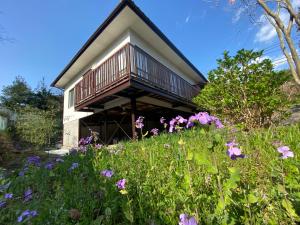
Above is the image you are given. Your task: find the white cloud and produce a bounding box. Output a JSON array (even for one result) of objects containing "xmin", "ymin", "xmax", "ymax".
[
  {"xmin": 232, "ymin": 7, "xmax": 245, "ymax": 23},
  {"xmin": 185, "ymin": 15, "xmax": 190, "ymax": 23},
  {"xmin": 255, "ymin": 0, "xmax": 299, "ymax": 43},
  {"xmin": 255, "ymin": 11, "xmax": 289, "ymax": 43}
]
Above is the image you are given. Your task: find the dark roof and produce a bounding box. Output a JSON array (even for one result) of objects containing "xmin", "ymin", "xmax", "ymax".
[{"xmin": 51, "ymin": 0, "xmax": 207, "ymax": 87}]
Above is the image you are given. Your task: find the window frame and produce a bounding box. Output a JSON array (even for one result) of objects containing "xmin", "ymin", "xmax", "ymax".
[{"xmin": 68, "ymin": 88, "xmax": 75, "ymax": 108}]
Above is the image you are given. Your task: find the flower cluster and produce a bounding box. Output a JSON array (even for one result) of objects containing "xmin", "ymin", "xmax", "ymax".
[
  {"xmin": 17, "ymin": 210, "xmax": 38, "ymax": 223},
  {"xmin": 27, "ymin": 156, "xmax": 41, "ymax": 167},
  {"xmin": 135, "ymin": 116, "xmax": 144, "ymax": 129},
  {"xmin": 226, "ymin": 140, "xmax": 245, "ymax": 160},
  {"xmin": 277, "ymin": 146, "xmax": 294, "ymax": 159},
  {"xmin": 79, "ymin": 136, "xmax": 93, "ymax": 146},
  {"xmin": 179, "ymin": 213, "xmax": 198, "ymax": 225},
  {"xmin": 0, "ymin": 192, "xmax": 13, "ymax": 209},
  {"xmin": 169, "ymin": 116, "xmax": 187, "ymax": 132},
  {"xmin": 150, "ymin": 128, "xmax": 159, "ymax": 136},
  {"xmin": 68, "ymin": 162, "xmax": 79, "ymax": 172},
  {"xmin": 116, "ymin": 178, "xmax": 126, "ymax": 190},
  {"xmin": 24, "ymin": 188, "xmax": 33, "ymax": 202},
  {"xmin": 101, "ymin": 170, "xmax": 114, "ymax": 178},
  {"xmin": 188, "ymin": 112, "xmax": 224, "ymax": 129}
]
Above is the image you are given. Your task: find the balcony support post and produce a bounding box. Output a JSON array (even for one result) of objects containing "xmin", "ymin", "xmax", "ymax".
[
  {"xmin": 130, "ymin": 97, "xmax": 137, "ymax": 140},
  {"xmin": 104, "ymin": 111, "xmax": 108, "ymax": 145}
]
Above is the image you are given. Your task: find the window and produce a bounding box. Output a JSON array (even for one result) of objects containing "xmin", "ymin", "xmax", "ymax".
[{"xmin": 68, "ymin": 88, "xmax": 74, "ymax": 108}]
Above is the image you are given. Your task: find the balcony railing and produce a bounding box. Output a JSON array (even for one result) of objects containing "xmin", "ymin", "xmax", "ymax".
[{"xmin": 75, "ymin": 43, "xmax": 199, "ymax": 107}]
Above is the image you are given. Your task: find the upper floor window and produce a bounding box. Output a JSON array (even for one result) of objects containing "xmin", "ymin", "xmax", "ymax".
[{"xmin": 68, "ymin": 88, "xmax": 74, "ymax": 108}]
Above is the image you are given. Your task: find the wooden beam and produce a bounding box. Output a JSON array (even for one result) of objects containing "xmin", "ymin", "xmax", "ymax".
[
  {"xmin": 107, "ymin": 115, "xmax": 127, "ymax": 144},
  {"xmin": 131, "ymin": 97, "xmax": 136, "ymax": 140},
  {"xmin": 104, "ymin": 111, "xmax": 108, "ymax": 144}
]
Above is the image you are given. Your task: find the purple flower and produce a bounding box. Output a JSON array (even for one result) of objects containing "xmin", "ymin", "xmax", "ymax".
[
  {"xmin": 79, "ymin": 136, "xmax": 93, "ymax": 146},
  {"xmin": 160, "ymin": 117, "xmax": 166, "ymax": 124},
  {"xmin": 179, "ymin": 213, "xmax": 198, "ymax": 225},
  {"xmin": 101, "ymin": 170, "xmax": 114, "ymax": 178},
  {"xmin": 277, "ymin": 146, "xmax": 294, "ymax": 159},
  {"xmin": 116, "ymin": 179, "xmax": 126, "ymax": 190},
  {"xmin": 0, "ymin": 200, "xmax": 6, "ymax": 208},
  {"xmin": 27, "ymin": 156, "xmax": 41, "ymax": 167},
  {"xmin": 78, "ymin": 138, "xmax": 85, "ymax": 146},
  {"xmin": 150, "ymin": 128, "xmax": 159, "ymax": 136},
  {"xmin": 84, "ymin": 136, "xmax": 93, "ymax": 145},
  {"xmin": 226, "ymin": 140, "xmax": 245, "ymax": 160},
  {"xmin": 195, "ymin": 112, "xmax": 211, "ymax": 125},
  {"xmin": 44, "ymin": 162, "xmax": 54, "ymax": 170},
  {"xmin": 95, "ymin": 144, "xmax": 103, "ymax": 149},
  {"xmin": 210, "ymin": 116, "xmax": 224, "ymax": 129},
  {"xmin": 226, "ymin": 140, "xmax": 238, "ymax": 148},
  {"xmin": 176, "ymin": 116, "xmax": 187, "ymax": 124},
  {"xmin": 19, "ymin": 167, "xmax": 28, "ymax": 177},
  {"xmin": 17, "ymin": 210, "xmax": 38, "ymax": 223},
  {"xmin": 79, "ymin": 145, "xmax": 87, "ymax": 153},
  {"xmin": 135, "ymin": 116, "xmax": 144, "ymax": 129},
  {"xmin": 24, "ymin": 188, "xmax": 33, "ymax": 202},
  {"xmin": 68, "ymin": 162, "xmax": 79, "ymax": 172},
  {"xmin": 4, "ymin": 193, "xmax": 13, "ymax": 199},
  {"xmin": 186, "ymin": 115, "xmax": 198, "ymax": 128},
  {"xmin": 169, "ymin": 118, "xmax": 177, "ymax": 133}
]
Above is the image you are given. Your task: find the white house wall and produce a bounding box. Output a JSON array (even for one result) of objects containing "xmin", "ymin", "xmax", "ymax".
[
  {"xmin": 63, "ymin": 31, "xmax": 131, "ymax": 125},
  {"xmin": 62, "ymin": 31, "xmax": 131, "ymax": 147}
]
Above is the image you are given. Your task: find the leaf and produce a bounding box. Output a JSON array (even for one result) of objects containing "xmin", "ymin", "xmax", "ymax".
[
  {"xmin": 194, "ymin": 152, "xmax": 211, "ymax": 166},
  {"xmin": 186, "ymin": 149, "xmax": 193, "ymax": 161},
  {"xmin": 104, "ymin": 207, "xmax": 111, "ymax": 217},
  {"xmin": 183, "ymin": 173, "xmax": 191, "ymax": 191},
  {"xmin": 282, "ymin": 199, "xmax": 300, "ymax": 221},
  {"xmin": 178, "ymin": 139, "xmax": 186, "ymax": 146},
  {"xmin": 120, "ymin": 189, "xmax": 128, "ymax": 195},
  {"xmin": 123, "ymin": 201, "xmax": 134, "ymax": 223},
  {"xmin": 248, "ymin": 193, "xmax": 258, "ymax": 204},
  {"xmin": 207, "ymin": 165, "xmax": 218, "ymax": 174},
  {"xmin": 213, "ymin": 133, "xmax": 222, "ymax": 143}
]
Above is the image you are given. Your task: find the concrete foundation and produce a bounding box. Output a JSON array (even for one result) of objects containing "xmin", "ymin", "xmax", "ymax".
[{"xmin": 63, "ymin": 119, "xmax": 80, "ymax": 148}]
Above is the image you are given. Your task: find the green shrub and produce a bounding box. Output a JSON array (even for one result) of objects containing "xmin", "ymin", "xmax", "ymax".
[
  {"xmin": 14, "ymin": 106, "xmax": 61, "ymax": 147},
  {"xmin": 0, "ymin": 123, "xmax": 299, "ymax": 224},
  {"xmin": 193, "ymin": 49, "xmax": 290, "ymax": 129}
]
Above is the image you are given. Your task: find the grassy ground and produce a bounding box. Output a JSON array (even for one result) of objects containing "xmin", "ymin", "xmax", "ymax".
[{"xmin": 0, "ymin": 124, "xmax": 299, "ymax": 224}]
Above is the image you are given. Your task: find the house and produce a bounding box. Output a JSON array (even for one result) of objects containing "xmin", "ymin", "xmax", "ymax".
[{"xmin": 51, "ymin": 0, "xmax": 207, "ymax": 147}]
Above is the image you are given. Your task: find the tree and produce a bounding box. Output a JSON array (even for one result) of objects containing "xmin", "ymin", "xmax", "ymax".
[
  {"xmin": 0, "ymin": 76, "xmax": 33, "ymax": 111},
  {"xmin": 229, "ymin": 0, "xmax": 300, "ymax": 85},
  {"xmin": 193, "ymin": 49, "xmax": 290, "ymax": 128},
  {"xmin": 0, "ymin": 76, "xmax": 63, "ymax": 147}
]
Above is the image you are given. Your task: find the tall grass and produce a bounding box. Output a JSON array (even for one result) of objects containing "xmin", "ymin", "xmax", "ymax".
[{"xmin": 0, "ymin": 124, "xmax": 299, "ymax": 224}]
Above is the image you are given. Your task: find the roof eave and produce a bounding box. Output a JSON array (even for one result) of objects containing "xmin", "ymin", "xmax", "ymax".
[{"xmin": 51, "ymin": 0, "xmax": 207, "ymax": 88}]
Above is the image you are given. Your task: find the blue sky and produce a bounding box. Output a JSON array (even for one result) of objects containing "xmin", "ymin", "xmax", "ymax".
[{"xmin": 0, "ymin": 0, "xmax": 297, "ymax": 91}]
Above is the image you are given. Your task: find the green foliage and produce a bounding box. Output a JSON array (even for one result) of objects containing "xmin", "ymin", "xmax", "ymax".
[
  {"xmin": 14, "ymin": 106, "xmax": 61, "ymax": 147},
  {"xmin": 1, "ymin": 124, "xmax": 300, "ymax": 224},
  {"xmin": 193, "ymin": 49, "xmax": 290, "ymax": 128},
  {"xmin": 0, "ymin": 76, "xmax": 33, "ymax": 111},
  {"xmin": 0, "ymin": 76, "xmax": 63, "ymax": 147}
]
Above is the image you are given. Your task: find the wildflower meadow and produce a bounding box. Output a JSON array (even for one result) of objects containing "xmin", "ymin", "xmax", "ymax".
[{"xmin": 0, "ymin": 113, "xmax": 299, "ymax": 224}]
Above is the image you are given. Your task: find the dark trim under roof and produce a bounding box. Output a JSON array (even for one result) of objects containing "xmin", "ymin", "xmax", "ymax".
[{"xmin": 51, "ymin": 0, "xmax": 207, "ymax": 87}]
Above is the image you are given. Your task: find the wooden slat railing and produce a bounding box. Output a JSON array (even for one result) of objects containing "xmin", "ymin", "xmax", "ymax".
[{"xmin": 75, "ymin": 43, "xmax": 199, "ymax": 107}]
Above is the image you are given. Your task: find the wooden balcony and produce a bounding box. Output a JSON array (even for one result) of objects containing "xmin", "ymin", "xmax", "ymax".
[{"xmin": 75, "ymin": 43, "xmax": 199, "ymax": 110}]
